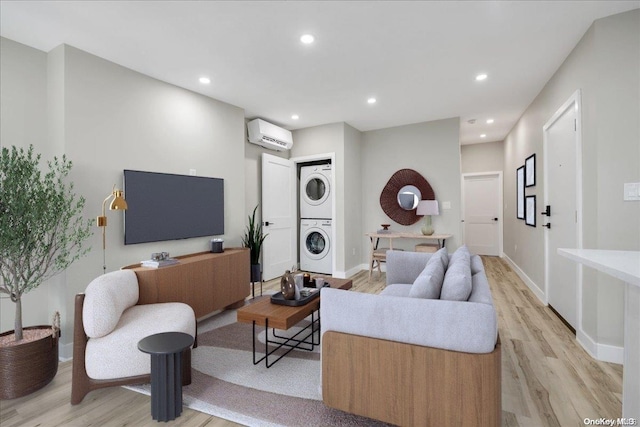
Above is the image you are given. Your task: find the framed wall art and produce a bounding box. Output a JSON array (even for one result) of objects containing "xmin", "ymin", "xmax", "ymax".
[
  {"xmin": 526, "ymin": 195, "xmax": 536, "ymax": 227},
  {"xmin": 525, "ymin": 154, "xmax": 536, "ymax": 187},
  {"xmin": 517, "ymin": 165, "xmax": 525, "ymax": 219}
]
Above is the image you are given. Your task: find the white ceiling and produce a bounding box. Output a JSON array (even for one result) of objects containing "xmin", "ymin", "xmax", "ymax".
[{"xmin": 1, "ymin": 1, "xmax": 637, "ymax": 145}]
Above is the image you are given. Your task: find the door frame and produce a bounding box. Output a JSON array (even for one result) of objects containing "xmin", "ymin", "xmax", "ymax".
[
  {"xmin": 543, "ymin": 89, "xmax": 583, "ymax": 324},
  {"xmin": 290, "ymin": 152, "xmax": 336, "ymax": 276},
  {"xmin": 461, "ymin": 171, "xmax": 504, "ymax": 257}
]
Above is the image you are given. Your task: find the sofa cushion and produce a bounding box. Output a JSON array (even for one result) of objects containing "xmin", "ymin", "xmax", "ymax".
[
  {"xmin": 409, "ymin": 251, "xmax": 446, "ymax": 299},
  {"xmin": 380, "ymin": 284, "xmax": 412, "ymax": 298},
  {"xmin": 83, "ymin": 270, "xmax": 139, "ymax": 338},
  {"xmin": 468, "ymin": 272, "xmax": 493, "ymax": 305},
  {"xmin": 85, "ymin": 302, "xmax": 196, "ymax": 380},
  {"xmin": 470, "ymin": 254, "xmax": 484, "ymax": 275},
  {"xmin": 440, "ymin": 246, "xmax": 472, "ymax": 301}
]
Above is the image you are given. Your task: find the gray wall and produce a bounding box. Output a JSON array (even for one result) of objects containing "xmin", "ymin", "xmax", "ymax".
[
  {"xmin": 503, "ymin": 10, "xmax": 639, "ymax": 350},
  {"xmin": 461, "ymin": 141, "xmax": 504, "ymax": 174},
  {"xmin": 361, "ymin": 118, "xmax": 462, "ymax": 254},
  {"xmin": 1, "ymin": 42, "xmax": 247, "ymax": 356}
]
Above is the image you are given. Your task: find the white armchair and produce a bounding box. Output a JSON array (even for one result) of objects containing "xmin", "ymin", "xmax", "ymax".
[{"xmin": 71, "ymin": 270, "xmax": 196, "ymax": 404}]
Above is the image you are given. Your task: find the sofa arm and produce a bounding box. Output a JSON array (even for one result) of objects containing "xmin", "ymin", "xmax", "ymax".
[
  {"xmin": 385, "ymin": 250, "xmax": 431, "ymax": 286},
  {"xmin": 320, "ymin": 288, "xmax": 498, "ymax": 354}
]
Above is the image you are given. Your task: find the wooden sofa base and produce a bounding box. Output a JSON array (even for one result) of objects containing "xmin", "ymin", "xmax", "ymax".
[
  {"xmin": 322, "ymin": 331, "xmax": 501, "ymax": 427},
  {"xmin": 71, "ymin": 293, "xmax": 194, "ymax": 405}
]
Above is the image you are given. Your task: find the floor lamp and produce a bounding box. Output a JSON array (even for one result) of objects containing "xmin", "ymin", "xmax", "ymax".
[{"xmin": 96, "ymin": 186, "xmax": 128, "ymax": 274}]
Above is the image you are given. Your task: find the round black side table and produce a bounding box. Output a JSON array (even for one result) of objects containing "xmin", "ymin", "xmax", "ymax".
[{"xmin": 138, "ymin": 332, "xmax": 194, "ymax": 422}]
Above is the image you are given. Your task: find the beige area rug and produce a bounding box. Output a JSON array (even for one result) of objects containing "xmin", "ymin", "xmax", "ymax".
[{"xmin": 126, "ymin": 309, "xmax": 392, "ymax": 426}]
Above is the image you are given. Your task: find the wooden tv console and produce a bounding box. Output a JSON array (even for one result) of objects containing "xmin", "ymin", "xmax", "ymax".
[{"xmin": 122, "ymin": 248, "xmax": 250, "ymax": 319}]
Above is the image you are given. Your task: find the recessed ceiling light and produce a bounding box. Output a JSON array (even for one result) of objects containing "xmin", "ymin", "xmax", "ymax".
[
  {"xmin": 291, "ymin": 114, "xmax": 299, "ymax": 120},
  {"xmin": 367, "ymin": 97, "xmax": 377, "ymax": 104},
  {"xmin": 199, "ymin": 77, "xmax": 211, "ymax": 84},
  {"xmin": 480, "ymin": 134, "xmax": 487, "ymax": 138},
  {"xmin": 300, "ymin": 34, "xmax": 315, "ymax": 44},
  {"xmin": 486, "ymin": 119, "xmax": 494, "ymax": 124},
  {"xmin": 475, "ymin": 73, "xmax": 488, "ymax": 81}
]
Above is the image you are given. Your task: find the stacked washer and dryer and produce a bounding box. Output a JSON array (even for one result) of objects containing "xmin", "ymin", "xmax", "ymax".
[{"xmin": 299, "ymin": 164, "xmax": 333, "ymax": 274}]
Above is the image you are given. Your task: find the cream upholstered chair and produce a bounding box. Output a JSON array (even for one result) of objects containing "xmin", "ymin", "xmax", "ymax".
[{"xmin": 71, "ymin": 270, "xmax": 196, "ymax": 404}]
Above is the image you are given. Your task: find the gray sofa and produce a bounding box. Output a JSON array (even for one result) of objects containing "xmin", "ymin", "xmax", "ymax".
[{"xmin": 320, "ymin": 247, "xmax": 501, "ymax": 426}]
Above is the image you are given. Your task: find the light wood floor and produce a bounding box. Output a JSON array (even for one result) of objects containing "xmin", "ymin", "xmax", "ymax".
[{"xmin": 0, "ymin": 258, "xmax": 622, "ymax": 426}]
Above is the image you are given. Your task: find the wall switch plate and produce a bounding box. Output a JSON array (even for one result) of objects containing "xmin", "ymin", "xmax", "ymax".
[
  {"xmin": 442, "ymin": 201, "xmax": 451, "ymax": 209},
  {"xmin": 624, "ymin": 182, "xmax": 640, "ymax": 201},
  {"xmin": 189, "ymin": 169, "xmax": 197, "ymax": 176}
]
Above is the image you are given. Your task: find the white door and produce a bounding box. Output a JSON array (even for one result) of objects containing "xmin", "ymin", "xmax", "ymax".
[
  {"xmin": 544, "ymin": 92, "xmax": 580, "ymax": 330},
  {"xmin": 261, "ymin": 153, "xmax": 296, "ymax": 281},
  {"xmin": 462, "ymin": 173, "xmax": 502, "ymax": 256}
]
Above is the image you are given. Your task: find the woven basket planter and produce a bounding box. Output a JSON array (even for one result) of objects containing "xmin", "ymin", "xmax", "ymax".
[{"xmin": 0, "ymin": 326, "xmax": 60, "ymax": 400}]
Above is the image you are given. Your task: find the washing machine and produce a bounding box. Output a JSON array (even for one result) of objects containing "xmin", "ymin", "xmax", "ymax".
[
  {"xmin": 300, "ymin": 164, "xmax": 332, "ymax": 219},
  {"xmin": 300, "ymin": 219, "xmax": 332, "ymax": 274}
]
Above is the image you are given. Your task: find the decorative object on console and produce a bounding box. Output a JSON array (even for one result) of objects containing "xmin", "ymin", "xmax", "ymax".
[
  {"xmin": 242, "ymin": 205, "xmax": 268, "ymax": 297},
  {"xmin": 210, "ymin": 238, "xmax": 224, "ymax": 253},
  {"xmin": 380, "ymin": 169, "xmax": 435, "ymax": 226},
  {"xmin": 0, "ymin": 145, "xmax": 91, "ymax": 400},
  {"xmin": 280, "ymin": 270, "xmax": 296, "ymax": 300},
  {"xmin": 97, "ymin": 185, "xmax": 128, "ymax": 274},
  {"xmin": 417, "ymin": 200, "xmax": 439, "ymax": 235},
  {"xmin": 380, "ymin": 224, "xmax": 390, "ymax": 231}
]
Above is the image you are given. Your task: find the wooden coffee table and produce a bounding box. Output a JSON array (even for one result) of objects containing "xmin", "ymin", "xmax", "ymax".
[{"xmin": 237, "ymin": 277, "xmax": 352, "ymax": 367}]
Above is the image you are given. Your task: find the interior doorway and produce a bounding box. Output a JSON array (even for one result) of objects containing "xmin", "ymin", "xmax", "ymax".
[
  {"xmin": 462, "ymin": 172, "xmax": 502, "ymax": 256},
  {"xmin": 543, "ymin": 90, "xmax": 582, "ymax": 332}
]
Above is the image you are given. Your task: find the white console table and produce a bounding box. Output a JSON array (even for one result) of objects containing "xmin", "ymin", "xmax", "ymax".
[{"xmin": 558, "ymin": 248, "xmax": 640, "ymax": 419}]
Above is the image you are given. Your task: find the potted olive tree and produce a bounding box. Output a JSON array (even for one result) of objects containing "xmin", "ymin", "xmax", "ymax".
[
  {"xmin": 0, "ymin": 145, "xmax": 92, "ymax": 399},
  {"xmin": 241, "ymin": 205, "xmax": 268, "ymax": 284}
]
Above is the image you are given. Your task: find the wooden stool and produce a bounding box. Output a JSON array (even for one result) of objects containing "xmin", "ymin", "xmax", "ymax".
[{"xmin": 415, "ymin": 243, "xmax": 438, "ymax": 253}]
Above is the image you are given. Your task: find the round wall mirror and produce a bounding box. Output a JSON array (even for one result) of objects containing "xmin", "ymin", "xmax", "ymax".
[
  {"xmin": 397, "ymin": 185, "xmax": 421, "ymax": 210},
  {"xmin": 379, "ymin": 169, "xmax": 435, "ymax": 226}
]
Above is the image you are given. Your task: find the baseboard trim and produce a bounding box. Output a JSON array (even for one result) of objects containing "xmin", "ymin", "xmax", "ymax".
[
  {"xmin": 501, "ymin": 253, "xmax": 546, "ymax": 304},
  {"xmin": 577, "ymin": 329, "xmax": 623, "ymax": 365},
  {"xmin": 59, "ymin": 341, "xmax": 73, "ymax": 361}
]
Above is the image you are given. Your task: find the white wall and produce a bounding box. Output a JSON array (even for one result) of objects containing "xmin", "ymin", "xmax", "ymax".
[
  {"xmin": 461, "ymin": 141, "xmax": 504, "ymax": 174},
  {"xmin": 1, "ymin": 42, "xmax": 247, "ymax": 357},
  {"xmin": 361, "ymin": 118, "xmax": 462, "ymax": 254},
  {"xmin": 503, "ymin": 9, "xmax": 639, "ymax": 353},
  {"xmin": 0, "ymin": 38, "xmax": 55, "ymax": 335}
]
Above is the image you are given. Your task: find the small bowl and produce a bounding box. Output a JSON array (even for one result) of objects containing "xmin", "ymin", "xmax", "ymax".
[{"xmin": 381, "ymin": 224, "xmax": 391, "ymax": 230}]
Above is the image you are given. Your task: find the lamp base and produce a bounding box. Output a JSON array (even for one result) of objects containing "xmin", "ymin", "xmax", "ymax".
[{"xmin": 421, "ymin": 215, "xmax": 434, "ymax": 236}]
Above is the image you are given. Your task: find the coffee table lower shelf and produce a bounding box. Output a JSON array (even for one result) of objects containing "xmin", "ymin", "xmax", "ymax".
[{"xmin": 251, "ymin": 311, "xmax": 320, "ymax": 368}]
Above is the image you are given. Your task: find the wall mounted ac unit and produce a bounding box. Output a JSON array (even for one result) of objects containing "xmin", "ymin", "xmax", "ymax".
[{"xmin": 247, "ymin": 119, "xmax": 293, "ymax": 151}]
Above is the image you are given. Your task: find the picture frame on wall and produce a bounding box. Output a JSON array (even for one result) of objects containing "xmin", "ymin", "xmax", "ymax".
[
  {"xmin": 517, "ymin": 166, "xmax": 525, "ymax": 219},
  {"xmin": 526, "ymin": 195, "xmax": 536, "ymax": 227},
  {"xmin": 525, "ymin": 154, "xmax": 536, "ymax": 187}
]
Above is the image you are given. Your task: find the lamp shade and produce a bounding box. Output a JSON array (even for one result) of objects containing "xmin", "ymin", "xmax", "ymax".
[
  {"xmin": 109, "ymin": 190, "xmax": 128, "ymax": 210},
  {"xmin": 417, "ymin": 200, "xmax": 439, "ymax": 216}
]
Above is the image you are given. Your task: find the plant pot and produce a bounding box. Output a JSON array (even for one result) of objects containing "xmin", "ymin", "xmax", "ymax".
[
  {"xmin": 250, "ymin": 263, "xmax": 262, "ymax": 283},
  {"xmin": 0, "ymin": 325, "xmax": 60, "ymax": 400}
]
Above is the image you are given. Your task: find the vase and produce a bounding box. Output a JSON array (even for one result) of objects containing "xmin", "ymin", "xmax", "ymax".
[
  {"xmin": 250, "ymin": 264, "xmax": 262, "ymax": 282},
  {"xmin": 280, "ymin": 270, "xmax": 296, "ymax": 300}
]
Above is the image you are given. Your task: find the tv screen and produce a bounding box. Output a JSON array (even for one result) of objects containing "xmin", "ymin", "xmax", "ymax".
[{"xmin": 123, "ymin": 170, "xmax": 224, "ymax": 245}]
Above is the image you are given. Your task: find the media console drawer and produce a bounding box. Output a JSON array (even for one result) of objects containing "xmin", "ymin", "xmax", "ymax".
[{"xmin": 122, "ymin": 248, "xmax": 250, "ymax": 318}]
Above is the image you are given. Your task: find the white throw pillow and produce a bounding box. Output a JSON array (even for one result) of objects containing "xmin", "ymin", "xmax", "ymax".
[
  {"xmin": 409, "ymin": 253, "xmax": 446, "ymax": 299},
  {"xmin": 440, "ymin": 246, "xmax": 472, "ymax": 301}
]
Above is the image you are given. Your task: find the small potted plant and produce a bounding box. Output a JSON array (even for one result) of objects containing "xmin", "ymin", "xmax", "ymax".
[
  {"xmin": 241, "ymin": 205, "xmax": 268, "ymax": 283},
  {"xmin": 0, "ymin": 145, "xmax": 92, "ymax": 399}
]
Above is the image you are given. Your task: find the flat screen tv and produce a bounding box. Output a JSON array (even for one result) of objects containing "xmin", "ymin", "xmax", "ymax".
[{"xmin": 123, "ymin": 170, "xmax": 224, "ymax": 245}]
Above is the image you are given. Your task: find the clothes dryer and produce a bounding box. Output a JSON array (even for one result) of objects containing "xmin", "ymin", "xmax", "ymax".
[
  {"xmin": 300, "ymin": 219, "xmax": 332, "ymax": 274},
  {"xmin": 300, "ymin": 164, "xmax": 332, "ymax": 219}
]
